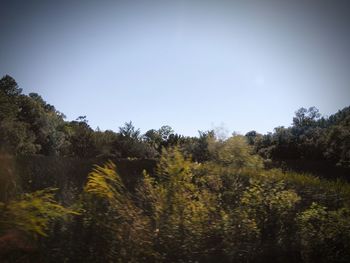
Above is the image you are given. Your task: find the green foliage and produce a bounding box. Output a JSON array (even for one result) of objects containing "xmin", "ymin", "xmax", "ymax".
[
  {"xmin": 240, "ymin": 178, "xmax": 300, "ymax": 260},
  {"xmin": 113, "ymin": 121, "xmax": 158, "ymax": 158},
  {"xmin": 92, "ymin": 129, "xmax": 119, "ymax": 157},
  {"xmin": 81, "ymin": 161, "xmax": 155, "ymax": 262},
  {"xmin": 214, "ymin": 135, "xmax": 264, "ymax": 170},
  {"xmin": 297, "ymin": 203, "xmax": 350, "ymax": 262},
  {"xmin": 143, "ymin": 125, "xmax": 175, "ymax": 155},
  {"xmin": 219, "ymin": 207, "xmax": 260, "ymax": 261},
  {"xmin": 324, "ymin": 120, "xmax": 350, "ymax": 167},
  {"xmin": 252, "ymin": 106, "xmax": 350, "ymax": 173},
  {"xmin": 1, "ymin": 76, "xmax": 350, "ymax": 262},
  {"xmin": 2, "ymin": 145, "xmax": 350, "ymax": 262},
  {"xmin": 241, "ymin": 179, "xmax": 300, "ymax": 226},
  {"xmin": 17, "ymin": 93, "xmax": 67, "ymax": 155},
  {"xmin": 0, "ymin": 188, "xmax": 77, "ymax": 238},
  {"xmin": 293, "ymin": 107, "xmax": 321, "ymax": 128},
  {"xmin": 139, "ymin": 147, "xmax": 217, "ymax": 261},
  {"xmin": 0, "ymin": 75, "xmax": 22, "ymax": 97},
  {"xmin": 64, "ymin": 118, "xmax": 96, "ymax": 158},
  {"xmin": 0, "ymin": 119, "xmax": 38, "ymax": 154},
  {"xmin": 84, "ymin": 161, "xmax": 124, "ymax": 201},
  {"xmin": 1, "ymin": 75, "xmax": 350, "ymax": 173}
]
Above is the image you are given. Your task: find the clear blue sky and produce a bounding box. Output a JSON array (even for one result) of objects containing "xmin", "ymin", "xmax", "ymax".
[{"xmin": 1, "ymin": 0, "xmax": 350, "ymax": 136}]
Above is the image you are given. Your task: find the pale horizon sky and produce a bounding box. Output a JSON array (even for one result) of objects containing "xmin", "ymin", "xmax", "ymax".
[{"xmin": 1, "ymin": 0, "xmax": 350, "ymax": 136}]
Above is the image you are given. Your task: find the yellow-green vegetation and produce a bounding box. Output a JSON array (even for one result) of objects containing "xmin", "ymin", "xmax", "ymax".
[
  {"xmin": 140, "ymin": 148, "xmax": 218, "ymax": 261},
  {"xmin": 68, "ymin": 139, "xmax": 350, "ymax": 262},
  {"xmin": 81, "ymin": 161, "xmax": 154, "ymax": 262},
  {"xmin": 297, "ymin": 203, "xmax": 350, "ymax": 262},
  {"xmin": 0, "ymin": 189, "xmax": 78, "ymax": 263},
  {"xmin": 0, "ymin": 188, "xmax": 77, "ymax": 238},
  {"xmin": 1, "ymin": 135, "xmax": 350, "ymax": 262}
]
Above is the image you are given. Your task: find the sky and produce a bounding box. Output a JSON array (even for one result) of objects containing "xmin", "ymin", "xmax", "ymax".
[{"xmin": 1, "ymin": 0, "xmax": 350, "ymax": 136}]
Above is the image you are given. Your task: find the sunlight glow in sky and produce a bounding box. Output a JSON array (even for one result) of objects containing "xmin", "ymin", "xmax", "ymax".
[{"xmin": 1, "ymin": 0, "xmax": 350, "ymax": 136}]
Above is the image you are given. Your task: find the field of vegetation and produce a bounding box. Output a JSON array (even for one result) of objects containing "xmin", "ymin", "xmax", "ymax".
[{"xmin": 1, "ymin": 75, "xmax": 350, "ymax": 262}]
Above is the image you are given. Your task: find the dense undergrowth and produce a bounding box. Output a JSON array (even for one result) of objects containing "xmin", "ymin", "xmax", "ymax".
[{"xmin": 1, "ymin": 136, "xmax": 350, "ymax": 262}]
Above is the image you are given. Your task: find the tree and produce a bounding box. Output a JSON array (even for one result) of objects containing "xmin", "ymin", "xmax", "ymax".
[
  {"xmin": 119, "ymin": 121, "xmax": 140, "ymax": 140},
  {"xmin": 0, "ymin": 77, "xmax": 40, "ymax": 154},
  {"xmin": 158, "ymin": 125, "xmax": 174, "ymax": 141},
  {"xmin": 0, "ymin": 77, "xmax": 20, "ymax": 121},
  {"xmin": 293, "ymin": 107, "xmax": 321, "ymax": 128},
  {"xmin": 245, "ymin": 130, "xmax": 260, "ymax": 146},
  {"xmin": 16, "ymin": 94, "xmax": 67, "ymax": 155},
  {"xmin": 189, "ymin": 130, "xmax": 215, "ymax": 162},
  {"xmin": 0, "ymin": 120, "xmax": 38, "ymax": 154},
  {"xmin": 113, "ymin": 122, "xmax": 157, "ymax": 158},
  {"xmin": 0, "ymin": 75, "xmax": 22, "ymax": 97},
  {"xmin": 143, "ymin": 129, "xmax": 162, "ymax": 150},
  {"xmin": 212, "ymin": 135, "xmax": 264, "ymax": 170},
  {"xmin": 143, "ymin": 125, "xmax": 176, "ymax": 155},
  {"xmin": 93, "ymin": 129, "xmax": 119, "ymax": 157},
  {"xmin": 65, "ymin": 117, "xmax": 96, "ymax": 158}
]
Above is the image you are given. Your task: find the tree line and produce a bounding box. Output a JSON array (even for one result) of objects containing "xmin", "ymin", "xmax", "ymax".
[
  {"xmin": 1, "ymin": 75, "xmax": 349, "ymax": 170},
  {"xmin": 1, "ymin": 75, "xmax": 350, "ymax": 262},
  {"xmin": 0, "ymin": 75, "xmax": 210, "ymax": 160},
  {"xmin": 246, "ymin": 106, "xmax": 350, "ymax": 169}
]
